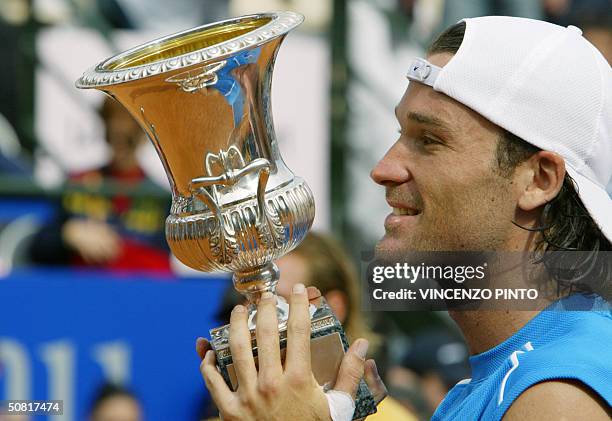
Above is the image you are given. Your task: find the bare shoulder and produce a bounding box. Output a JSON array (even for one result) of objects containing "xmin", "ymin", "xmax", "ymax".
[{"xmin": 503, "ymin": 380, "xmax": 611, "ymax": 421}]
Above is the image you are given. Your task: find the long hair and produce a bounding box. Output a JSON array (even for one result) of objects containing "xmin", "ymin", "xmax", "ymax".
[{"xmin": 289, "ymin": 232, "xmax": 381, "ymax": 350}]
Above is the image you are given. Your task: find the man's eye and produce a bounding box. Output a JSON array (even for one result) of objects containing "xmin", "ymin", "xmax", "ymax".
[{"xmin": 417, "ymin": 136, "xmax": 439, "ymax": 146}]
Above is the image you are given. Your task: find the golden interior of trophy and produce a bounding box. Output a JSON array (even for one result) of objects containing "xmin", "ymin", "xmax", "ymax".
[{"xmin": 104, "ymin": 17, "xmax": 272, "ymax": 70}]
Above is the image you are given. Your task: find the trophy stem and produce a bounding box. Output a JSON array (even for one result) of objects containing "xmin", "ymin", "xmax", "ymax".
[{"xmin": 232, "ymin": 262, "xmax": 280, "ymax": 304}]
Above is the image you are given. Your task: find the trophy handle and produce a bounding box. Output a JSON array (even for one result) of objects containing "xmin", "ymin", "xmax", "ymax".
[
  {"xmin": 255, "ymin": 165, "xmax": 285, "ymax": 250},
  {"xmin": 189, "ymin": 155, "xmax": 285, "ymax": 284},
  {"xmin": 190, "ymin": 156, "xmax": 272, "ymax": 225}
]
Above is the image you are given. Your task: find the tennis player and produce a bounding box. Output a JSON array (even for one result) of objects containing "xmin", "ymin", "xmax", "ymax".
[{"xmin": 198, "ymin": 16, "xmax": 612, "ymax": 420}]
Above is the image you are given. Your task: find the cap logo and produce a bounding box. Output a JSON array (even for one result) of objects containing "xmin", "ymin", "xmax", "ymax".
[{"xmin": 406, "ymin": 57, "xmax": 442, "ymax": 88}]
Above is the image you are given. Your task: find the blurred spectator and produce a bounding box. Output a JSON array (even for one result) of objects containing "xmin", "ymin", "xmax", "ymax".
[
  {"xmin": 28, "ymin": 97, "xmax": 171, "ymax": 273},
  {"xmin": 385, "ymin": 328, "xmax": 470, "ymax": 418},
  {"xmin": 276, "ymin": 231, "xmax": 380, "ymax": 348},
  {"xmin": 88, "ymin": 382, "xmax": 142, "ymax": 421}
]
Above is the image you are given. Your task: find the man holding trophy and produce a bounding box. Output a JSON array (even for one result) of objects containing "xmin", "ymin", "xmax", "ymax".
[{"xmin": 77, "ymin": 10, "xmax": 611, "ymax": 421}]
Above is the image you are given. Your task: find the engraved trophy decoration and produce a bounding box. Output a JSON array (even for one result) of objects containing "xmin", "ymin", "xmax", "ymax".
[{"xmin": 76, "ymin": 11, "xmax": 375, "ymax": 418}]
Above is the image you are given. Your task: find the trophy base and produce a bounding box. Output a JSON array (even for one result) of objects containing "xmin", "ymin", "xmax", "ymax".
[{"xmin": 209, "ymin": 299, "xmax": 377, "ymax": 420}]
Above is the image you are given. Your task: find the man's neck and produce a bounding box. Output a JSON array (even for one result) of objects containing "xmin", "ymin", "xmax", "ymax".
[
  {"xmin": 449, "ymin": 250, "xmax": 556, "ymax": 356},
  {"xmin": 450, "ymin": 309, "xmax": 541, "ymax": 355}
]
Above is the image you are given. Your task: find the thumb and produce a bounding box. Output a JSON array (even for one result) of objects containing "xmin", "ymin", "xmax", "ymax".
[
  {"xmin": 333, "ymin": 339, "xmax": 369, "ymax": 399},
  {"xmin": 364, "ymin": 359, "xmax": 387, "ymax": 404}
]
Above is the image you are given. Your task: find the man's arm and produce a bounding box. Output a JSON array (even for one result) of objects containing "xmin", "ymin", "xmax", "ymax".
[{"xmin": 503, "ymin": 380, "xmax": 611, "ymax": 421}]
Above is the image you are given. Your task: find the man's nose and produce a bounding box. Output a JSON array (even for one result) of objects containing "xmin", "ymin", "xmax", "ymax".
[{"xmin": 370, "ymin": 145, "xmax": 411, "ymax": 186}]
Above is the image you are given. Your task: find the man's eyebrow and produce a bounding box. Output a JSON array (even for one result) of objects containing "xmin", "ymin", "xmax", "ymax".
[
  {"xmin": 406, "ymin": 111, "xmax": 453, "ymax": 133},
  {"xmin": 395, "ymin": 107, "xmax": 453, "ymax": 133}
]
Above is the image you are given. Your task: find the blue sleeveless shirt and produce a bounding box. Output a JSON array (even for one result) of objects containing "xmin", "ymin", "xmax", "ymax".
[{"xmin": 431, "ymin": 294, "xmax": 612, "ymax": 420}]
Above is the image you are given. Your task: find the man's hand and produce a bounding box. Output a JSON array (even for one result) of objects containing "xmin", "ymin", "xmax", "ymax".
[{"xmin": 196, "ymin": 284, "xmax": 387, "ymax": 421}]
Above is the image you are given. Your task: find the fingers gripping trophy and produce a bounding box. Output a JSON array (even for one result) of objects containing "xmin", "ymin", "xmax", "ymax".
[{"xmin": 76, "ymin": 12, "xmax": 376, "ymax": 418}]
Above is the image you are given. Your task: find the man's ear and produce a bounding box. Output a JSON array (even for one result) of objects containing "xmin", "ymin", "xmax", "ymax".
[{"xmin": 517, "ymin": 151, "xmax": 565, "ymax": 211}]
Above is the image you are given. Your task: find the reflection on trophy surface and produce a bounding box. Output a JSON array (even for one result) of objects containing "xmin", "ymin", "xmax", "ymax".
[{"xmin": 76, "ymin": 11, "xmax": 376, "ymax": 418}]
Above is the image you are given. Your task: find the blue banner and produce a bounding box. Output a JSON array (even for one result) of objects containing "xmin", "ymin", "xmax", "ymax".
[{"xmin": 0, "ymin": 269, "xmax": 229, "ymax": 420}]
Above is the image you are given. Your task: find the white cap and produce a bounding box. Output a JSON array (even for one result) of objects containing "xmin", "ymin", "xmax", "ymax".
[{"xmin": 406, "ymin": 16, "xmax": 612, "ymax": 243}]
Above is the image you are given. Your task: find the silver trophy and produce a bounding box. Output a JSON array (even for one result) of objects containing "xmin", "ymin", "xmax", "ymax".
[{"xmin": 76, "ymin": 11, "xmax": 375, "ymax": 418}]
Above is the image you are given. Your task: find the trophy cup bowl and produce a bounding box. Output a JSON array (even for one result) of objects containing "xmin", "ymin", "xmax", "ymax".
[{"xmin": 76, "ymin": 11, "xmax": 376, "ymax": 418}]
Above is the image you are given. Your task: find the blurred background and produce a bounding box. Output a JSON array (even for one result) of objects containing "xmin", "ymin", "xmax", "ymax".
[{"xmin": 0, "ymin": 0, "xmax": 610, "ymax": 420}]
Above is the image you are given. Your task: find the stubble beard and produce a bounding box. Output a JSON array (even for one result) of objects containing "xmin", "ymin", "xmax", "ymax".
[{"xmin": 375, "ymin": 177, "xmax": 513, "ymax": 257}]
